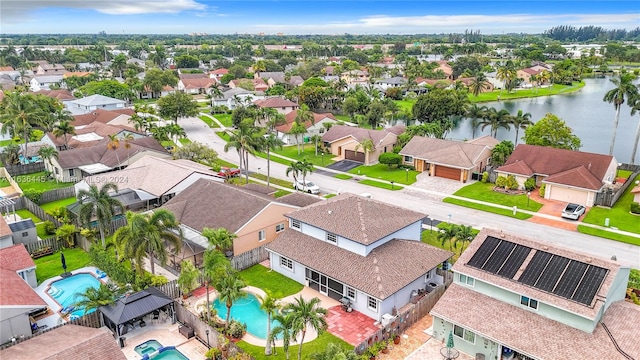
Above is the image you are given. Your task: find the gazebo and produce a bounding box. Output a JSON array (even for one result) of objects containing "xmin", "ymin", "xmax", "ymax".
[{"xmin": 100, "ymin": 287, "xmax": 176, "ymax": 338}]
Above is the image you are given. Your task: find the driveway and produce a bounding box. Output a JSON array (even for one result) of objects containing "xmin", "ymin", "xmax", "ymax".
[
  {"xmin": 326, "ymin": 160, "xmax": 362, "ymax": 172},
  {"xmin": 526, "ymin": 191, "xmax": 581, "ymax": 231},
  {"xmin": 406, "ymin": 172, "xmax": 470, "ymax": 201}
]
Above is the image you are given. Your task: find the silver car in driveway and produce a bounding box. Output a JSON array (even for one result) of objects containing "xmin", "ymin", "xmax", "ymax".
[{"xmin": 561, "ymin": 203, "xmax": 586, "ymax": 220}]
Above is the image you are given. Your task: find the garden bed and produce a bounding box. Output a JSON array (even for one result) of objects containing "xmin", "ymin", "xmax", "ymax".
[{"xmin": 492, "ymin": 187, "xmax": 526, "ymax": 195}]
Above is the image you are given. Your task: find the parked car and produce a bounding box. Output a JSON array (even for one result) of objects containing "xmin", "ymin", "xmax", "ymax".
[
  {"xmin": 218, "ymin": 166, "xmax": 241, "ymax": 178},
  {"xmin": 561, "ymin": 203, "xmax": 586, "ymax": 220},
  {"xmin": 293, "ymin": 180, "xmax": 320, "ymax": 194}
]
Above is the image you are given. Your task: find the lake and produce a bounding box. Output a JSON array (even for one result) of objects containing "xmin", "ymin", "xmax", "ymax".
[{"xmin": 446, "ymin": 77, "xmax": 638, "ymax": 164}]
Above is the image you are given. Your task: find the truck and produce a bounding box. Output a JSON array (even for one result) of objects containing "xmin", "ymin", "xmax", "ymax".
[{"xmin": 218, "ymin": 166, "xmax": 241, "ymax": 178}]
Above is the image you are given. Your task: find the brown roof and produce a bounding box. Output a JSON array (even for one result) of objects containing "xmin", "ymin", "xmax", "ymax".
[
  {"xmin": 56, "ymin": 136, "xmax": 168, "ymax": 169},
  {"xmin": 631, "ymin": 185, "xmax": 640, "ymax": 194},
  {"xmin": 466, "ymin": 135, "xmax": 500, "ymax": 147},
  {"xmin": 179, "ymin": 73, "xmax": 208, "ymax": 79},
  {"xmin": 0, "ymin": 325, "xmax": 126, "ymax": 360},
  {"xmin": 275, "ymin": 192, "xmax": 323, "ymax": 208},
  {"xmin": 431, "ymin": 284, "xmax": 640, "ymax": 360},
  {"xmin": 287, "ymin": 193, "xmax": 425, "ymax": 245},
  {"xmin": 322, "ymin": 125, "xmax": 396, "ymax": 148},
  {"xmin": 0, "ymin": 244, "xmax": 36, "ymax": 272},
  {"xmin": 399, "ymin": 136, "xmax": 495, "ymax": 169},
  {"xmin": 385, "ymin": 125, "xmax": 406, "ymax": 135},
  {"xmin": 0, "ymin": 216, "xmax": 11, "ymax": 237},
  {"xmin": 254, "ymin": 97, "xmax": 299, "ymax": 108},
  {"xmin": 72, "ymin": 108, "xmax": 135, "ymax": 126},
  {"xmin": 0, "ymin": 245, "xmax": 45, "ymax": 307},
  {"xmin": 543, "ymin": 165, "xmax": 604, "ymax": 190},
  {"xmin": 34, "ymin": 89, "xmax": 75, "ymax": 101},
  {"xmin": 268, "ymin": 233, "xmax": 452, "ymax": 299},
  {"xmin": 0, "ymin": 66, "xmax": 15, "ymax": 71},
  {"xmin": 453, "ymin": 228, "xmax": 622, "ymax": 319},
  {"xmin": 210, "ymin": 68, "xmax": 228, "ymax": 75},
  {"xmin": 276, "ymin": 111, "xmax": 337, "ymax": 133},
  {"xmin": 180, "ymin": 77, "xmax": 217, "ymax": 89},
  {"xmin": 496, "ymin": 144, "xmax": 615, "ymax": 190},
  {"xmin": 48, "ymin": 122, "xmax": 138, "ymax": 149}
]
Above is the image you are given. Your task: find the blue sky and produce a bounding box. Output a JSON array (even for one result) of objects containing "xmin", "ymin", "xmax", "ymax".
[{"xmin": 1, "ymin": 0, "xmax": 638, "ymax": 34}]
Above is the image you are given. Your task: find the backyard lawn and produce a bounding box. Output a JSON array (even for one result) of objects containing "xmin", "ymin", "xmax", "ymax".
[
  {"xmin": 4, "ymin": 171, "xmax": 75, "ymax": 192},
  {"xmin": 239, "ymin": 264, "xmax": 303, "ymax": 299},
  {"xmin": 421, "ymin": 227, "xmax": 478, "ymax": 263},
  {"xmin": 238, "ymin": 332, "xmax": 352, "ymax": 360},
  {"xmin": 34, "ymin": 247, "xmax": 92, "ymax": 284},
  {"xmin": 348, "ymin": 164, "xmax": 418, "ymax": 185},
  {"xmin": 12, "ymin": 209, "xmax": 42, "ymax": 223},
  {"xmin": 40, "ymin": 196, "xmax": 77, "ymax": 214},
  {"xmin": 581, "ymin": 174, "xmax": 640, "ymax": 236}
]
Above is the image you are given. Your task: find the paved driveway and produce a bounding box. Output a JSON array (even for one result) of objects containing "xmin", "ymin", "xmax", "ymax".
[
  {"xmin": 406, "ymin": 172, "xmax": 470, "ymax": 200},
  {"xmin": 326, "ymin": 160, "xmax": 362, "ymax": 172}
]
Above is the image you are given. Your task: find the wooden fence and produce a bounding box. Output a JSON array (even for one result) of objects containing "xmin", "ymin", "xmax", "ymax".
[
  {"xmin": 231, "ymin": 246, "xmax": 268, "ymax": 271},
  {"xmin": 157, "ymin": 279, "xmax": 182, "ymax": 300},
  {"xmin": 23, "ymin": 236, "xmax": 61, "ymax": 255},
  {"xmin": 19, "ymin": 196, "xmax": 62, "ymax": 227},
  {"xmin": 4, "ymin": 162, "xmax": 45, "ymax": 176},
  {"xmin": 39, "ymin": 186, "xmax": 76, "ymax": 204},
  {"xmin": 594, "ymin": 171, "xmax": 639, "ymax": 207}
]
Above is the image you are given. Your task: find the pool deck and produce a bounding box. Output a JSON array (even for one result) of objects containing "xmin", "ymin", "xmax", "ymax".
[{"xmin": 120, "ymin": 321, "xmax": 207, "ymax": 360}]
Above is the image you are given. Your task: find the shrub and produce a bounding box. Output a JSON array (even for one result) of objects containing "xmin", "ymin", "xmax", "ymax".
[
  {"xmin": 88, "ymin": 245, "xmax": 135, "ymax": 286},
  {"xmin": 205, "ymin": 348, "xmax": 222, "ymax": 360},
  {"xmin": 23, "ymin": 189, "xmax": 43, "ymax": 203},
  {"xmin": 524, "ymin": 178, "xmax": 536, "ymax": 192},
  {"xmin": 631, "ymin": 202, "xmax": 640, "ymax": 214},
  {"xmin": 43, "ymin": 220, "xmax": 57, "ymax": 235},
  {"xmin": 378, "ymin": 152, "xmax": 402, "ymax": 168},
  {"xmin": 539, "ymin": 184, "xmax": 546, "ymax": 198},
  {"xmin": 150, "ymin": 274, "xmax": 168, "ymax": 286},
  {"xmin": 481, "ymin": 171, "xmax": 489, "ymax": 183},
  {"xmin": 227, "ymin": 319, "xmax": 246, "ymax": 339},
  {"xmin": 30, "ymin": 129, "xmax": 45, "ymax": 142},
  {"xmin": 495, "ymin": 176, "xmax": 507, "ymax": 188},
  {"xmin": 506, "ymin": 175, "xmax": 519, "ymax": 190}
]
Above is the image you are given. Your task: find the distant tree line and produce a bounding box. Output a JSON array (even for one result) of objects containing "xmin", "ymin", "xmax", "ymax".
[{"xmin": 544, "ymin": 25, "xmax": 640, "ymax": 42}]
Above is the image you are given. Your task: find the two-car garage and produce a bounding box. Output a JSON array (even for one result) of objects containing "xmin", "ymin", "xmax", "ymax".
[
  {"xmin": 434, "ymin": 165, "xmax": 461, "ymax": 181},
  {"xmin": 344, "ymin": 150, "xmax": 365, "ymax": 163}
]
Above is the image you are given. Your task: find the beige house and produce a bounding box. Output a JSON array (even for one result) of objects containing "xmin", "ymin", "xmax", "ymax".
[
  {"xmin": 322, "ymin": 125, "xmax": 403, "ymax": 165},
  {"xmin": 495, "ymin": 144, "xmax": 618, "ymax": 207},
  {"xmin": 399, "ymin": 135, "xmax": 498, "ymax": 182},
  {"xmin": 275, "ymin": 110, "xmax": 339, "ymax": 145},
  {"xmin": 253, "ymin": 97, "xmax": 299, "ymax": 115},
  {"xmin": 340, "ymin": 69, "xmax": 369, "ymax": 85}
]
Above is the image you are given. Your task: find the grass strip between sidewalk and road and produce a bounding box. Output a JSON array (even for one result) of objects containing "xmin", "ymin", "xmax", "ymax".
[{"xmin": 577, "ymin": 225, "xmax": 640, "ymax": 246}]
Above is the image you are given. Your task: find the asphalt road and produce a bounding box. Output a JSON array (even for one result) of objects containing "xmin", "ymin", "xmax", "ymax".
[{"xmin": 181, "ymin": 116, "xmax": 640, "ymax": 268}]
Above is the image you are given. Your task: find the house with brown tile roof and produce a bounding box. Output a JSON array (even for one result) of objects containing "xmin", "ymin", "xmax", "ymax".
[
  {"xmin": 340, "ymin": 69, "xmax": 369, "ymax": 85},
  {"xmin": 495, "ymin": 144, "xmax": 618, "ymax": 206},
  {"xmin": 34, "ymin": 89, "xmax": 75, "ymax": 101},
  {"xmin": 70, "ymin": 108, "xmax": 135, "ymax": 127},
  {"xmin": 0, "ymin": 216, "xmax": 13, "ymax": 249},
  {"xmin": 266, "ymin": 193, "xmax": 452, "ymax": 321},
  {"xmin": 253, "ymin": 96, "xmax": 299, "ymax": 114},
  {"xmin": 44, "ymin": 121, "xmax": 140, "ymax": 151},
  {"xmin": 399, "ymin": 135, "xmax": 498, "ymax": 182},
  {"xmin": 0, "ymin": 324, "xmax": 126, "ymax": 360},
  {"xmin": 0, "ymin": 244, "xmax": 46, "ymax": 343},
  {"xmin": 209, "ymin": 68, "xmax": 228, "ymax": 80},
  {"xmin": 430, "ymin": 228, "xmax": 637, "ymax": 360},
  {"xmin": 322, "ymin": 125, "xmax": 400, "ymax": 165},
  {"xmin": 177, "ymin": 77, "xmax": 219, "ymax": 95},
  {"xmin": 275, "ymin": 110, "xmax": 338, "ymax": 145},
  {"xmin": 229, "ymin": 78, "xmax": 269, "ymax": 92}
]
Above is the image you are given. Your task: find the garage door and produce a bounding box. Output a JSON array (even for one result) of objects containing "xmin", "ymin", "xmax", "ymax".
[
  {"xmin": 434, "ymin": 166, "xmax": 461, "ymax": 181},
  {"xmin": 345, "ymin": 150, "xmax": 365, "ymax": 163},
  {"xmin": 548, "ymin": 185, "xmax": 588, "ymax": 205}
]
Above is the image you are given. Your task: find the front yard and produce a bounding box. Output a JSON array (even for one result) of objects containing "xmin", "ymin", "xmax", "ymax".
[
  {"xmin": 268, "ymin": 144, "xmax": 335, "ymax": 167},
  {"xmin": 348, "ymin": 164, "xmax": 418, "ymax": 185},
  {"xmin": 444, "ymin": 182, "xmax": 543, "ymax": 220}
]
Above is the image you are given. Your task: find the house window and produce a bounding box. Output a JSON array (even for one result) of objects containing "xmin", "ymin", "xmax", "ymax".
[
  {"xmin": 425, "ymin": 271, "xmax": 431, "ymax": 281},
  {"xmin": 276, "ymin": 223, "xmax": 285, "ymax": 233},
  {"xmin": 258, "ymin": 230, "xmax": 266, "ymax": 242},
  {"xmin": 459, "ymin": 274, "xmax": 475, "ymax": 286},
  {"xmin": 291, "ymin": 219, "xmax": 301, "ymax": 229},
  {"xmin": 453, "ymin": 325, "xmax": 475, "ymax": 344},
  {"xmin": 404, "ymin": 155, "xmax": 413, "ymax": 162},
  {"xmin": 280, "ymin": 256, "xmax": 293, "ymax": 271},
  {"xmin": 367, "ymin": 296, "xmax": 378, "ymax": 312},
  {"xmin": 22, "ymin": 232, "xmax": 29, "ymax": 237},
  {"xmin": 520, "ymin": 296, "xmax": 538, "ymax": 310},
  {"xmin": 68, "ymin": 169, "xmax": 74, "ymax": 176},
  {"xmin": 326, "ymin": 232, "xmax": 337, "ymax": 243},
  {"xmin": 346, "ymin": 287, "xmax": 356, "ymax": 301}
]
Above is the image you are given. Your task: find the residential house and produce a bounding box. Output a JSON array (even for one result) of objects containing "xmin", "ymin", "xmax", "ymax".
[
  {"xmin": 632, "ymin": 185, "xmax": 640, "ymax": 203},
  {"xmin": 0, "ymin": 74, "xmax": 16, "ymax": 91},
  {"xmin": 0, "ymin": 66, "xmax": 20, "ymax": 81},
  {"xmin": 74, "ymin": 155, "xmax": 224, "ymax": 210},
  {"xmin": 47, "ymin": 137, "xmax": 169, "ymax": 182},
  {"xmin": 137, "ymin": 84, "xmax": 176, "ymax": 100},
  {"xmin": 0, "ymin": 217, "xmax": 14, "ymax": 249},
  {"xmin": 340, "ymin": 69, "xmax": 369, "ymax": 85},
  {"xmin": 275, "ymin": 110, "xmax": 338, "ymax": 145},
  {"xmin": 266, "ymin": 193, "xmax": 453, "ymax": 321},
  {"xmin": 126, "ymin": 58, "xmax": 146, "ymax": 68},
  {"xmin": 0, "ymin": 244, "xmax": 45, "ymax": 343},
  {"xmin": 375, "ymin": 76, "xmax": 406, "ymax": 90},
  {"xmin": 71, "ymin": 108, "xmax": 136, "ymax": 128},
  {"xmin": 29, "ymin": 75, "xmax": 64, "ymax": 92},
  {"xmin": 229, "ymin": 78, "xmax": 269, "ymax": 92},
  {"xmin": 253, "ymin": 97, "xmax": 299, "ymax": 115},
  {"xmin": 43, "ymin": 121, "xmax": 141, "ymax": 151},
  {"xmin": 495, "ymin": 144, "xmax": 618, "ymax": 206},
  {"xmin": 65, "ymin": 94, "xmax": 126, "ymax": 115},
  {"xmin": 516, "ymin": 68, "xmax": 544, "ymax": 87},
  {"xmin": 209, "ymin": 68, "xmax": 228, "ymax": 80},
  {"xmin": 457, "ymin": 77, "xmax": 495, "ymax": 92},
  {"xmin": 399, "ymin": 136, "xmax": 498, "ymax": 182},
  {"xmin": 255, "ymin": 71, "xmax": 304, "ymax": 88},
  {"xmin": 7, "ymin": 219, "xmax": 37, "ymax": 246},
  {"xmin": 34, "ymin": 89, "xmax": 75, "ymax": 101},
  {"xmin": 177, "ymin": 76, "xmax": 218, "ymax": 95},
  {"xmin": 430, "ymin": 228, "xmax": 638, "ymax": 360},
  {"xmin": 322, "ymin": 125, "xmax": 401, "ymax": 165},
  {"xmin": 211, "ymin": 87, "xmax": 265, "ymax": 110},
  {"xmin": 434, "ymin": 60, "xmax": 454, "ymax": 80},
  {"xmin": 35, "ymin": 63, "xmax": 66, "ymax": 75}
]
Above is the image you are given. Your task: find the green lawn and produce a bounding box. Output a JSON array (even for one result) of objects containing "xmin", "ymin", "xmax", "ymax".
[
  {"xmin": 199, "ymin": 115, "xmax": 219, "ymax": 128},
  {"xmin": 617, "ymin": 169, "xmax": 633, "ymax": 178},
  {"xmin": 269, "ymin": 144, "xmax": 335, "ymax": 167},
  {"xmin": 40, "ymin": 196, "xmax": 77, "ymax": 214},
  {"xmin": 4, "ymin": 171, "xmax": 75, "ymax": 192},
  {"xmin": 249, "ymin": 173, "xmax": 293, "ymax": 189},
  {"xmin": 443, "ymin": 198, "xmax": 533, "ymax": 220},
  {"xmin": 179, "ymin": 138, "xmax": 192, "ymax": 145},
  {"xmin": 448, "ymin": 182, "xmax": 543, "ymax": 212},
  {"xmin": 348, "ymin": 164, "xmax": 418, "ymax": 185},
  {"xmin": 212, "ymin": 113, "xmax": 233, "ymax": 127},
  {"xmin": 421, "ymin": 228, "xmax": 476, "ymax": 263},
  {"xmin": 333, "ymin": 114, "xmax": 352, "ymax": 122},
  {"xmin": 324, "ymin": 194, "xmax": 337, "ymax": 199},
  {"xmin": 36, "ymin": 223, "xmax": 51, "ymax": 239},
  {"xmin": 358, "ymin": 179, "xmax": 403, "ymax": 191},
  {"xmin": 34, "ymin": 247, "xmax": 93, "ymax": 284},
  {"xmin": 217, "ymin": 131, "xmax": 231, "ymax": 142},
  {"xmin": 581, "ymin": 174, "xmax": 640, "ymax": 235},
  {"xmin": 238, "ymin": 332, "xmax": 352, "ymax": 360},
  {"xmin": 577, "ymin": 225, "xmax": 640, "ymax": 246},
  {"xmin": 272, "ymin": 190, "xmax": 291, "ymax": 198},
  {"xmin": 11, "ymin": 209, "xmax": 42, "ymax": 223},
  {"xmin": 160, "ymin": 140, "xmax": 177, "ymax": 148},
  {"xmin": 334, "ymin": 174, "xmax": 353, "ymax": 180},
  {"xmin": 239, "ymin": 264, "xmax": 303, "ymax": 299}
]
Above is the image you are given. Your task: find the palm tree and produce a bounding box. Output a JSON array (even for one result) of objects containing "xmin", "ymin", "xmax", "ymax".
[
  {"xmin": 114, "ymin": 209, "xmax": 183, "ymax": 275},
  {"xmin": 106, "ymin": 134, "xmax": 121, "ymax": 168},
  {"xmin": 202, "ymin": 227, "xmax": 236, "ymax": 255},
  {"xmin": 215, "ymin": 273, "xmax": 247, "ymax": 333},
  {"xmin": 77, "ymin": 183, "xmax": 123, "ymax": 249},
  {"xmin": 603, "ymin": 72, "xmax": 639, "ymax": 155},
  {"xmin": 120, "ymin": 133, "xmax": 134, "ymax": 165},
  {"xmin": 469, "ymin": 72, "xmax": 489, "ymax": 97},
  {"xmin": 510, "ymin": 110, "xmax": 533, "ymax": 145},
  {"xmin": 37, "ymin": 145, "xmax": 58, "ymax": 175},
  {"xmin": 297, "ymin": 159, "xmax": 315, "ymax": 190},
  {"xmin": 453, "ymin": 225, "xmax": 475, "ymax": 256},
  {"xmin": 224, "ymin": 120, "xmax": 263, "ymax": 184},
  {"xmin": 0, "ymin": 91, "xmax": 48, "ymax": 162},
  {"xmin": 53, "ymin": 120, "xmax": 76, "ymax": 150},
  {"xmin": 269, "ymin": 312, "xmax": 297, "ymax": 360},
  {"xmin": 202, "ymin": 249, "xmax": 231, "ymax": 323},
  {"xmin": 480, "ymin": 108, "xmax": 512, "ymax": 138},
  {"xmin": 259, "ymin": 294, "xmax": 280, "ymax": 356},
  {"xmin": 73, "ymin": 282, "xmax": 124, "ymax": 313},
  {"xmin": 287, "ymin": 296, "xmax": 328, "ymax": 360},
  {"xmin": 355, "ymin": 138, "xmax": 375, "ymax": 164},
  {"xmin": 286, "ymin": 161, "xmax": 302, "ymax": 185},
  {"xmin": 629, "ymin": 94, "xmax": 640, "ymax": 164},
  {"xmin": 295, "ymin": 105, "xmax": 314, "ymax": 153},
  {"xmin": 290, "ymin": 122, "xmax": 308, "ymax": 155},
  {"xmin": 465, "ymin": 104, "xmax": 487, "ymax": 139},
  {"xmin": 438, "ymin": 223, "xmax": 459, "ymax": 252},
  {"xmin": 262, "ymin": 133, "xmax": 284, "ymax": 187}
]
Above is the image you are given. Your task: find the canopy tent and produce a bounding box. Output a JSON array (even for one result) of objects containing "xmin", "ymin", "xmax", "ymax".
[{"xmin": 99, "ymin": 287, "xmax": 175, "ymax": 337}]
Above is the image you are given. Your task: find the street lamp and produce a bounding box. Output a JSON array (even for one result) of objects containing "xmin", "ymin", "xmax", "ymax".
[
  {"xmin": 390, "ymin": 181, "xmax": 394, "ymax": 189},
  {"xmin": 428, "ymin": 217, "xmax": 433, "ymax": 232},
  {"xmin": 405, "ymin": 168, "xmax": 409, "ymax": 182},
  {"xmin": 205, "ymin": 329, "xmax": 210, "ymax": 347},
  {"xmin": 321, "ymin": 152, "xmax": 325, "ymax": 165},
  {"xmin": 527, "ymin": 192, "xmax": 531, "ymax": 208}
]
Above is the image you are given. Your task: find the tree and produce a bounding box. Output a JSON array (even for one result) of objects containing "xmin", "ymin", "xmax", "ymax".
[
  {"xmin": 295, "ymin": 105, "xmax": 314, "ymax": 154},
  {"xmin": 157, "ymin": 92, "xmax": 200, "ymax": 125},
  {"xmin": 120, "ymin": 133, "xmax": 134, "ymax": 165},
  {"xmin": 52, "ymin": 120, "xmax": 76, "ymax": 150},
  {"xmin": 286, "ymin": 161, "xmax": 302, "ymax": 185},
  {"xmin": 55, "ymin": 224, "xmax": 77, "ymax": 247},
  {"xmin": 290, "ymin": 122, "xmax": 308, "ymax": 155},
  {"xmin": 269, "ymin": 312, "xmax": 297, "ymax": 360},
  {"xmin": 224, "ymin": 120, "xmax": 264, "ymax": 184},
  {"xmin": 114, "ymin": 209, "xmax": 183, "ymax": 275},
  {"xmin": 77, "ymin": 183, "xmax": 123, "ymax": 249},
  {"xmin": 454, "ymin": 225, "xmax": 475, "ymax": 255},
  {"xmin": 524, "ymin": 113, "xmax": 582, "ymax": 150},
  {"xmin": 111, "ymin": 53, "xmax": 127, "ymax": 78},
  {"xmin": 480, "ymin": 108, "xmax": 512, "ymax": 138},
  {"xmin": 215, "ymin": 273, "xmax": 247, "ymax": 333},
  {"xmin": 106, "ymin": 134, "xmax": 121, "ymax": 168},
  {"xmin": 262, "ymin": 133, "xmax": 284, "ymax": 187},
  {"xmin": 629, "ymin": 94, "xmax": 640, "ymax": 164},
  {"xmin": 438, "ymin": 223, "xmax": 458, "ymax": 252},
  {"xmin": 296, "ymin": 159, "xmax": 315, "ymax": 190},
  {"xmin": 202, "ymin": 249, "xmax": 231, "ymax": 322},
  {"xmin": 177, "ymin": 259, "xmax": 200, "ymax": 297},
  {"xmin": 202, "ymin": 227, "xmax": 236, "ymax": 254},
  {"xmin": 491, "ymin": 140, "xmax": 515, "ymax": 166},
  {"xmin": 73, "ymin": 282, "xmax": 124, "ymax": 313},
  {"xmin": 287, "ymin": 296, "xmax": 328, "ymax": 360},
  {"xmin": 37, "ymin": 145, "xmax": 58, "ymax": 173},
  {"xmin": 355, "ymin": 138, "xmax": 375, "ymax": 164},
  {"xmin": 0, "ymin": 91, "xmax": 49, "ymax": 164},
  {"xmin": 465, "ymin": 104, "xmax": 487, "ymax": 139},
  {"xmin": 173, "ymin": 142, "xmax": 218, "ymax": 166},
  {"xmin": 603, "ymin": 72, "xmax": 639, "ymax": 155},
  {"xmin": 469, "ymin": 72, "xmax": 490, "ymax": 97},
  {"xmin": 366, "ymin": 101, "xmax": 386, "ymax": 129},
  {"xmin": 412, "ymin": 88, "xmax": 467, "ymax": 124},
  {"xmin": 378, "ymin": 152, "xmax": 402, "ymax": 168},
  {"xmin": 510, "ymin": 110, "xmax": 533, "ymax": 145},
  {"xmin": 259, "ymin": 294, "xmax": 280, "ymax": 355},
  {"xmin": 78, "ymin": 80, "xmax": 134, "ymax": 100},
  {"xmin": 310, "ymin": 343, "xmax": 360, "ymax": 360}
]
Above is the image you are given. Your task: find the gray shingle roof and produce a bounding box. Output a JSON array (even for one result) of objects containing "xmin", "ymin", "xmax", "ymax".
[
  {"xmin": 8, "ymin": 219, "xmax": 35, "ymax": 232},
  {"xmin": 71, "ymin": 94, "xmax": 125, "ymax": 107}
]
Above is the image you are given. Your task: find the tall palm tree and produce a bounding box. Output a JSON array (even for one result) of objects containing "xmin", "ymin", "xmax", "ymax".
[
  {"xmin": 215, "ymin": 273, "xmax": 246, "ymax": 333},
  {"xmin": 354, "ymin": 138, "xmax": 375, "ymax": 164},
  {"xmin": 290, "ymin": 122, "xmax": 308, "ymax": 155},
  {"xmin": 37, "ymin": 145, "xmax": 58, "ymax": 175},
  {"xmin": 259, "ymin": 294, "xmax": 280, "ymax": 356},
  {"xmin": 106, "ymin": 134, "xmax": 121, "ymax": 168},
  {"xmin": 120, "ymin": 133, "xmax": 134, "ymax": 165},
  {"xmin": 480, "ymin": 108, "xmax": 512, "ymax": 138},
  {"xmin": 77, "ymin": 183, "xmax": 122, "ymax": 249},
  {"xmin": 269, "ymin": 312, "xmax": 297, "ymax": 360},
  {"xmin": 629, "ymin": 94, "xmax": 640, "ymax": 164},
  {"xmin": 262, "ymin": 133, "xmax": 284, "ymax": 187},
  {"xmin": 286, "ymin": 161, "xmax": 302, "ymax": 186},
  {"xmin": 469, "ymin": 72, "xmax": 489, "ymax": 97},
  {"xmin": 287, "ymin": 296, "xmax": 328, "ymax": 360},
  {"xmin": 295, "ymin": 105, "xmax": 314, "ymax": 154},
  {"xmin": 603, "ymin": 72, "xmax": 639, "ymax": 155},
  {"xmin": 510, "ymin": 110, "xmax": 533, "ymax": 145},
  {"xmin": 202, "ymin": 227, "xmax": 236, "ymax": 254},
  {"xmin": 202, "ymin": 249, "xmax": 231, "ymax": 323},
  {"xmin": 438, "ymin": 223, "xmax": 459, "ymax": 252},
  {"xmin": 0, "ymin": 91, "xmax": 47, "ymax": 163},
  {"xmin": 224, "ymin": 120, "xmax": 263, "ymax": 184},
  {"xmin": 453, "ymin": 225, "xmax": 475, "ymax": 256},
  {"xmin": 465, "ymin": 104, "xmax": 487, "ymax": 139},
  {"xmin": 73, "ymin": 282, "xmax": 125, "ymax": 313},
  {"xmin": 297, "ymin": 159, "xmax": 315, "ymax": 190}
]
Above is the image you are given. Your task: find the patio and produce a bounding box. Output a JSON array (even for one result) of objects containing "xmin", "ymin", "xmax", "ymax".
[
  {"xmin": 325, "ymin": 304, "xmax": 380, "ymax": 346},
  {"xmin": 119, "ymin": 319, "xmax": 207, "ymax": 360}
]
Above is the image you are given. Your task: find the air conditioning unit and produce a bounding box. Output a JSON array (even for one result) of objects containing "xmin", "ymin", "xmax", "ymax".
[{"xmin": 381, "ymin": 313, "xmax": 396, "ymax": 327}]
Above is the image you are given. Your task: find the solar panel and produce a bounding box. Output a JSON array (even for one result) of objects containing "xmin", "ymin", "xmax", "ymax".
[
  {"xmin": 553, "ymin": 261, "xmax": 588, "ymax": 299},
  {"xmin": 482, "ymin": 241, "xmax": 516, "ymax": 273},
  {"xmin": 497, "ymin": 245, "xmax": 532, "ymax": 279},
  {"xmin": 518, "ymin": 251, "xmax": 552, "ymax": 286},
  {"xmin": 535, "ymin": 255, "xmax": 570, "ymax": 292},
  {"xmin": 572, "ymin": 265, "xmax": 608, "ymax": 305},
  {"xmin": 467, "ymin": 236, "xmax": 500, "ymax": 269}
]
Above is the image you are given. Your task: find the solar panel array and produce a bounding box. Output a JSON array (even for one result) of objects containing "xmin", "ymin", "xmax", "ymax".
[{"xmin": 466, "ymin": 236, "xmax": 608, "ymax": 306}]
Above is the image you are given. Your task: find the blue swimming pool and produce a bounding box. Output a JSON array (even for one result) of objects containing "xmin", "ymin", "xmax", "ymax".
[
  {"xmin": 48, "ymin": 273, "xmax": 101, "ymax": 317},
  {"xmin": 135, "ymin": 340, "xmax": 163, "ymax": 356},
  {"xmin": 149, "ymin": 347, "xmax": 189, "ymax": 360},
  {"xmin": 212, "ymin": 292, "xmax": 280, "ymax": 339}
]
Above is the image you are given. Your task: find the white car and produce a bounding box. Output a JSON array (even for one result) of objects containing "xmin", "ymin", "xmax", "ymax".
[
  {"xmin": 293, "ymin": 180, "xmax": 320, "ymax": 194},
  {"xmin": 561, "ymin": 203, "xmax": 586, "ymax": 220}
]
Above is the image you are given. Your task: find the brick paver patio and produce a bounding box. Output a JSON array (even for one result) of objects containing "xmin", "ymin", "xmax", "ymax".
[{"xmin": 325, "ymin": 305, "xmax": 380, "ymax": 346}]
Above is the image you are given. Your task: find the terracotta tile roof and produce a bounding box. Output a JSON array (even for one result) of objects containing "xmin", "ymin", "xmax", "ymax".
[
  {"xmin": 210, "ymin": 68, "xmax": 228, "ymax": 75},
  {"xmin": 48, "ymin": 122, "xmax": 138, "ymax": 149},
  {"xmin": 179, "ymin": 73, "xmax": 208, "ymax": 79},
  {"xmin": 287, "ymin": 193, "xmax": 425, "ymax": 245},
  {"xmin": 56, "ymin": 136, "xmax": 167, "ymax": 169},
  {"xmin": 72, "ymin": 108, "xmax": 135, "ymax": 126},
  {"xmin": 253, "ymin": 97, "xmax": 299, "ymax": 108},
  {"xmin": 276, "ymin": 110, "xmax": 337, "ymax": 133},
  {"xmin": 631, "ymin": 185, "xmax": 640, "ymax": 194},
  {"xmin": 453, "ymin": 229, "xmax": 621, "ymax": 319},
  {"xmin": 0, "ymin": 324, "xmax": 126, "ymax": 360},
  {"xmin": 63, "ymin": 72, "xmax": 92, "ymax": 78},
  {"xmin": 466, "ymin": 135, "xmax": 500, "ymax": 147},
  {"xmin": 0, "ymin": 245, "xmax": 45, "ymax": 307},
  {"xmin": 0, "ymin": 244, "xmax": 36, "ymax": 272},
  {"xmin": 494, "ymin": 160, "xmax": 534, "ymax": 176},
  {"xmin": 321, "ymin": 125, "xmax": 396, "ymax": 147},
  {"xmin": 0, "ymin": 216, "xmax": 11, "ymax": 237},
  {"xmin": 431, "ymin": 284, "xmax": 640, "ymax": 360},
  {"xmin": 399, "ymin": 136, "xmax": 494, "ymax": 169},
  {"xmin": 180, "ymin": 77, "xmax": 217, "ymax": 89},
  {"xmin": 496, "ymin": 144, "xmax": 615, "ymax": 190},
  {"xmin": 275, "ymin": 192, "xmax": 323, "ymax": 208},
  {"xmin": 0, "ymin": 66, "xmax": 15, "ymax": 71},
  {"xmin": 543, "ymin": 165, "xmax": 604, "ymax": 190},
  {"xmin": 267, "ymin": 232, "xmax": 452, "ymax": 299},
  {"xmin": 34, "ymin": 89, "xmax": 75, "ymax": 101}
]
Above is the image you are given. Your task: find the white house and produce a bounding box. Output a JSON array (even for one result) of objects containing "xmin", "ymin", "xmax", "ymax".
[
  {"xmin": 211, "ymin": 87, "xmax": 264, "ymax": 110},
  {"xmin": 65, "ymin": 94, "xmax": 127, "ymax": 115},
  {"xmin": 275, "ymin": 110, "xmax": 339, "ymax": 145},
  {"xmin": 29, "ymin": 75, "xmax": 63, "ymax": 91}
]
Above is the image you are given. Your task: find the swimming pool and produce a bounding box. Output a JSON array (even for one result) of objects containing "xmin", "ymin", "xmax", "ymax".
[
  {"xmin": 135, "ymin": 340, "xmax": 163, "ymax": 356},
  {"xmin": 48, "ymin": 273, "xmax": 101, "ymax": 317},
  {"xmin": 146, "ymin": 347, "xmax": 189, "ymax": 360},
  {"xmin": 212, "ymin": 292, "xmax": 280, "ymax": 339}
]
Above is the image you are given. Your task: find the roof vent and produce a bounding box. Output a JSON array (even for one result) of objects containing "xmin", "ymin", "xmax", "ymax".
[
  {"xmin": 542, "ymin": 246, "xmax": 549, "ymax": 250},
  {"xmin": 611, "ymin": 255, "xmax": 617, "ymax": 261},
  {"xmin": 585, "ymin": 257, "xmax": 592, "ymax": 263},
  {"xmin": 328, "ymin": 210, "xmax": 332, "ymax": 215}
]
